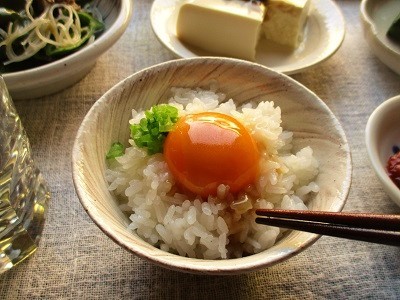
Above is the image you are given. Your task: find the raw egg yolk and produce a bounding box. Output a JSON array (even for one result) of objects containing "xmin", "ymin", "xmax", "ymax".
[{"xmin": 164, "ymin": 112, "xmax": 259, "ymax": 198}]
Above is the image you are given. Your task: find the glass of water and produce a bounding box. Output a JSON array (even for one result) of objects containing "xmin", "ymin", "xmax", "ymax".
[{"xmin": 0, "ymin": 75, "xmax": 50, "ymax": 273}]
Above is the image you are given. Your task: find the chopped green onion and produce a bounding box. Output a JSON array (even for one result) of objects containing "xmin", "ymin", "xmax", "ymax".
[
  {"xmin": 106, "ymin": 142, "xmax": 125, "ymax": 159},
  {"xmin": 130, "ymin": 104, "xmax": 179, "ymax": 155}
]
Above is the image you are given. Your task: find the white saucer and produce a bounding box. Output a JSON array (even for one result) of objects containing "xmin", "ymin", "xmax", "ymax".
[{"xmin": 150, "ymin": 0, "xmax": 345, "ymax": 75}]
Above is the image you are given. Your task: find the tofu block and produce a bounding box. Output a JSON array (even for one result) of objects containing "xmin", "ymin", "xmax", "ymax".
[
  {"xmin": 176, "ymin": 0, "xmax": 266, "ymax": 61},
  {"xmin": 262, "ymin": 0, "xmax": 311, "ymax": 48}
]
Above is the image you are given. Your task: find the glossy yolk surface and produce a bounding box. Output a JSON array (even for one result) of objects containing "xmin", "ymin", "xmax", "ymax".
[{"xmin": 164, "ymin": 112, "xmax": 259, "ymax": 198}]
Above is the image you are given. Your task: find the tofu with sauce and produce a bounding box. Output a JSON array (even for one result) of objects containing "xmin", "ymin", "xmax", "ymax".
[
  {"xmin": 262, "ymin": 0, "xmax": 311, "ymax": 48},
  {"xmin": 176, "ymin": 0, "xmax": 267, "ymax": 61}
]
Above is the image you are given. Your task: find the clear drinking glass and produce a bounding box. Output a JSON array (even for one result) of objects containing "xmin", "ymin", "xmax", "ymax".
[{"xmin": 0, "ymin": 75, "xmax": 50, "ymax": 274}]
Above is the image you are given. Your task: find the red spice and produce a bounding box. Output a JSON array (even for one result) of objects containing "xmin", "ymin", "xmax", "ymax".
[{"xmin": 387, "ymin": 151, "xmax": 400, "ymax": 188}]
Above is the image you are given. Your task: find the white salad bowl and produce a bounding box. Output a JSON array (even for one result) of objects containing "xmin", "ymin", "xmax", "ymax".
[
  {"xmin": 366, "ymin": 95, "xmax": 400, "ymax": 207},
  {"xmin": 72, "ymin": 57, "xmax": 352, "ymax": 275},
  {"xmin": 2, "ymin": 0, "xmax": 133, "ymax": 100}
]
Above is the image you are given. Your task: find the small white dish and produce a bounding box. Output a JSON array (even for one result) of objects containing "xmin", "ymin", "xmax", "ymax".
[
  {"xmin": 2, "ymin": 0, "xmax": 133, "ymax": 100},
  {"xmin": 360, "ymin": 0, "xmax": 400, "ymax": 75},
  {"xmin": 366, "ymin": 95, "xmax": 400, "ymax": 207},
  {"xmin": 150, "ymin": 0, "xmax": 345, "ymax": 75}
]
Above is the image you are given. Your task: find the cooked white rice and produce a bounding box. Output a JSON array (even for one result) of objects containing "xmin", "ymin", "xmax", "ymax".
[{"xmin": 106, "ymin": 87, "xmax": 319, "ymax": 259}]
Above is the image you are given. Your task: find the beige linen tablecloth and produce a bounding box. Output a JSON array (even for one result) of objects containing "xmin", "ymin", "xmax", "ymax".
[{"xmin": 1, "ymin": 0, "xmax": 400, "ymax": 298}]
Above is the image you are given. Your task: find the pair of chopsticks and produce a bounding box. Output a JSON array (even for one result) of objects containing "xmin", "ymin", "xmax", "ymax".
[{"xmin": 255, "ymin": 209, "xmax": 400, "ymax": 246}]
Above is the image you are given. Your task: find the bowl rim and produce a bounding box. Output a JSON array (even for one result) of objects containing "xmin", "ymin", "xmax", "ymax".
[
  {"xmin": 360, "ymin": 0, "xmax": 400, "ymax": 54},
  {"xmin": 2, "ymin": 0, "xmax": 133, "ymax": 81},
  {"xmin": 365, "ymin": 94, "xmax": 400, "ymax": 207},
  {"xmin": 360, "ymin": 0, "xmax": 400, "ymax": 74},
  {"xmin": 72, "ymin": 57, "xmax": 352, "ymax": 275}
]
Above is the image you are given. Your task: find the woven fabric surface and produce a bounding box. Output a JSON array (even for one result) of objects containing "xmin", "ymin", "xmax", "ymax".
[{"xmin": 1, "ymin": 0, "xmax": 400, "ymax": 299}]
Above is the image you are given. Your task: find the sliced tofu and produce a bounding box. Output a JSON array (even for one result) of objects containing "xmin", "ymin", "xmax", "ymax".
[
  {"xmin": 262, "ymin": 0, "xmax": 311, "ymax": 48},
  {"xmin": 176, "ymin": 0, "xmax": 266, "ymax": 61}
]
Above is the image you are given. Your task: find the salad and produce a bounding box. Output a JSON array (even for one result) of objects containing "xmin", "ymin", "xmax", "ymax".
[{"xmin": 0, "ymin": 0, "xmax": 105, "ymax": 72}]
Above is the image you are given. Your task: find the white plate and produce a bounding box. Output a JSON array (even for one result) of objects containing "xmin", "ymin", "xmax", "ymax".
[
  {"xmin": 150, "ymin": 0, "xmax": 345, "ymax": 75},
  {"xmin": 360, "ymin": 0, "xmax": 400, "ymax": 75}
]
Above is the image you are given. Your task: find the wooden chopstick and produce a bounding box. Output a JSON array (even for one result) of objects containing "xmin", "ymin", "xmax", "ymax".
[{"xmin": 255, "ymin": 209, "xmax": 400, "ymax": 246}]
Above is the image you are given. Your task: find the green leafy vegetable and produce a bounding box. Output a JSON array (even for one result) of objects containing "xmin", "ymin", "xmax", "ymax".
[
  {"xmin": 106, "ymin": 142, "xmax": 125, "ymax": 159},
  {"xmin": 130, "ymin": 104, "xmax": 179, "ymax": 155}
]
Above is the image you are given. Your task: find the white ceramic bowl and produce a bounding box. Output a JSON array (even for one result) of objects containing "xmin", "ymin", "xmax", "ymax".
[
  {"xmin": 2, "ymin": 0, "xmax": 133, "ymax": 100},
  {"xmin": 72, "ymin": 57, "xmax": 352, "ymax": 275},
  {"xmin": 366, "ymin": 95, "xmax": 400, "ymax": 207},
  {"xmin": 360, "ymin": 0, "xmax": 400, "ymax": 75}
]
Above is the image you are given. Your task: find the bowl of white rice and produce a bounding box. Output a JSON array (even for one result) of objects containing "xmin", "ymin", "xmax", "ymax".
[{"xmin": 72, "ymin": 57, "xmax": 352, "ymax": 275}]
